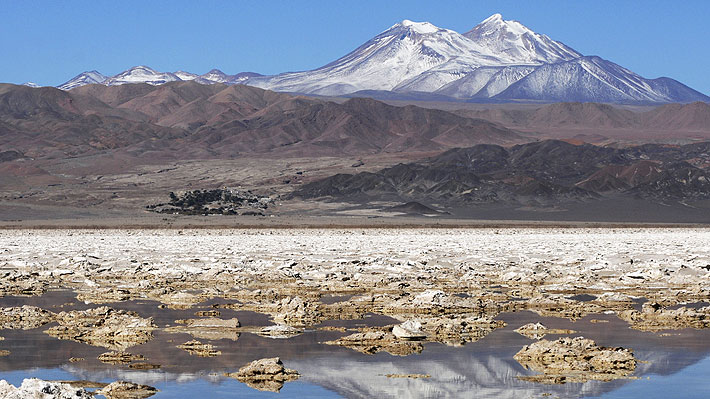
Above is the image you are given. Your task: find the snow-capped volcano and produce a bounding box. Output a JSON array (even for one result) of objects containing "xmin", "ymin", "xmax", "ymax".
[
  {"xmin": 52, "ymin": 14, "xmax": 709, "ymax": 103},
  {"xmin": 463, "ymin": 13, "xmax": 581, "ymax": 64},
  {"xmin": 244, "ymin": 14, "xmax": 707, "ymax": 102}
]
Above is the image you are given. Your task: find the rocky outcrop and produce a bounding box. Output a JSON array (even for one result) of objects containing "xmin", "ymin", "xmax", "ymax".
[
  {"xmin": 514, "ymin": 322, "xmax": 575, "ymax": 340},
  {"xmin": 166, "ymin": 317, "xmax": 240, "ymax": 341},
  {"xmin": 618, "ymin": 302, "xmax": 710, "ymax": 331},
  {"xmin": 45, "ymin": 306, "xmax": 156, "ymax": 350},
  {"xmin": 0, "ymin": 378, "xmax": 93, "ymax": 399},
  {"xmin": 98, "ymin": 351, "xmax": 146, "ymax": 365},
  {"xmin": 177, "ymin": 340, "xmax": 221, "ymax": 357},
  {"xmin": 324, "ymin": 330, "xmax": 424, "ymax": 356},
  {"xmin": 0, "ymin": 306, "xmax": 55, "ymax": 330},
  {"xmin": 225, "ymin": 357, "xmax": 299, "ymax": 392},
  {"xmin": 96, "ymin": 381, "xmax": 158, "ymax": 399},
  {"xmin": 514, "ymin": 337, "xmax": 637, "ymax": 383}
]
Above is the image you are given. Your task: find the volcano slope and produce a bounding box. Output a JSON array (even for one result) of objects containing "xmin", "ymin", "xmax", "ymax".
[{"xmin": 293, "ymin": 140, "xmax": 710, "ymax": 223}]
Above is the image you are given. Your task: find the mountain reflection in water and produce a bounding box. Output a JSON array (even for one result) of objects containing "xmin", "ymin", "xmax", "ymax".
[{"xmin": 1, "ymin": 292, "xmax": 709, "ymax": 398}]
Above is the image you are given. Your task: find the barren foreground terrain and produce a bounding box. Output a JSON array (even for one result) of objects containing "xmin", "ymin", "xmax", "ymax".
[{"xmin": 1, "ymin": 228, "xmax": 710, "ymax": 397}]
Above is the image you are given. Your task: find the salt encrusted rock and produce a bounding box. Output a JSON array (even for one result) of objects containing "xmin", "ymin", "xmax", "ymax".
[
  {"xmin": 418, "ymin": 315, "xmax": 506, "ymax": 346},
  {"xmin": 177, "ymin": 340, "xmax": 221, "ymax": 357},
  {"xmin": 324, "ymin": 330, "xmax": 423, "ymax": 356},
  {"xmin": 392, "ymin": 320, "xmax": 426, "ymax": 340},
  {"xmin": 165, "ymin": 317, "xmax": 241, "ymax": 341},
  {"xmin": 272, "ymin": 296, "xmax": 322, "ymax": 327},
  {"xmin": 0, "ymin": 378, "xmax": 93, "ymax": 399},
  {"xmin": 0, "ymin": 306, "xmax": 55, "ymax": 330},
  {"xmin": 514, "ymin": 336, "xmax": 637, "ymax": 383},
  {"xmin": 514, "ymin": 322, "xmax": 575, "ymax": 340},
  {"xmin": 257, "ymin": 324, "xmax": 303, "ymax": 339},
  {"xmin": 98, "ymin": 351, "xmax": 146, "ymax": 365},
  {"xmin": 618, "ymin": 302, "xmax": 710, "ymax": 331},
  {"xmin": 97, "ymin": 381, "xmax": 158, "ymax": 399},
  {"xmin": 45, "ymin": 306, "xmax": 156, "ymax": 350},
  {"xmin": 225, "ymin": 357, "xmax": 299, "ymax": 392}
]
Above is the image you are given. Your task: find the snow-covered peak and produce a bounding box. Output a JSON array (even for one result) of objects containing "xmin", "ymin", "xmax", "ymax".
[
  {"xmin": 103, "ymin": 66, "xmax": 180, "ymax": 86},
  {"xmin": 174, "ymin": 71, "xmax": 198, "ymax": 81},
  {"xmin": 396, "ymin": 19, "xmax": 439, "ymax": 34},
  {"xmin": 22, "ymin": 82, "xmax": 41, "ymax": 88},
  {"xmin": 464, "ymin": 14, "xmax": 581, "ymax": 64},
  {"xmin": 200, "ymin": 69, "xmax": 231, "ymax": 83},
  {"xmin": 58, "ymin": 70, "xmax": 108, "ymax": 90}
]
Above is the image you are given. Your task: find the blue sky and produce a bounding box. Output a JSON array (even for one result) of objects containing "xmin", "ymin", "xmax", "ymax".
[{"xmin": 2, "ymin": 0, "xmax": 708, "ymax": 94}]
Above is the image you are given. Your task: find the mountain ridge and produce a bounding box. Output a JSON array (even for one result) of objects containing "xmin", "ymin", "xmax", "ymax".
[{"xmin": 48, "ymin": 14, "xmax": 708, "ymax": 104}]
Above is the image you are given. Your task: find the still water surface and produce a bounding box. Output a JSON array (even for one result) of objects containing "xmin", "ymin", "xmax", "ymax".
[{"xmin": 1, "ymin": 291, "xmax": 709, "ymax": 398}]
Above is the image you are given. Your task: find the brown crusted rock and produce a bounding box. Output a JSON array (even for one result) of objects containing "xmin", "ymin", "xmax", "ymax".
[
  {"xmin": 420, "ymin": 315, "xmax": 506, "ymax": 346},
  {"xmin": 514, "ymin": 337, "xmax": 637, "ymax": 383},
  {"xmin": 45, "ymin": 306, "xmax": 156, "ymax": 351},
  {"xmin": 618, "ymin": 302, "xmax": 710, "ymax": 331},
  {"xmin": 165, "ymin": 317, "xmax": 240, "ymax": 341},
  {"xmin": 515, "ymin": 322, "xmax": 575, "ymax": 340},
  {"xmin": 324, "ymin": 330, "xmax": 423, "ymax": 356},
  {"xmin": 98, "ymin": 351, "xmax": 145, "ymax": 365},
  {"xmin": 0, "ymin": 306, "xmax": 55, "ymax": 330},
  {"xmin": 225, "ymin": 357, "xmax": 299, "ymax": 392},
  {"xmin": 97, "ymin": 381, "xmax": 158, "ymax": 399},
  {"xmin": 257, "ymin": 324, "xmax": 303, "ymax": 339},
  {"xmin": 177, "ymin": 340, "xmax": 221, "ymax": 357},
  {"xmin": 272, "ymin": 296, "xmax": 322, "ymax": 327}
]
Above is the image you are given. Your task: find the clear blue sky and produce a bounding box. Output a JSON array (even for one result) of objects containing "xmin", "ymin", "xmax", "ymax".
[{"xmin": 2, "ymin": 0, "xmax": 708, "ymax": 94}]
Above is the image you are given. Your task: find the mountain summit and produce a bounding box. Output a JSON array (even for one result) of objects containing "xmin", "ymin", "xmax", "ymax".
[
  {"xmin": 53, "ymin": 14, "xmax": 709, "ymax": 104},
  {"xmin": 244, "ymin": 14, "xmax": 708, "ymax": 103}
]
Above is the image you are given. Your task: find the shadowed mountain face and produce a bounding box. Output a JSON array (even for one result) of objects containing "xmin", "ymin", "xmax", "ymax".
[
  {"xmin": 294, "ymin": 140, "xmax": 710, "ymax": 212},
  {"xmin": 0, "ymin": 82, "xmax": 524, "ymax": 160}
]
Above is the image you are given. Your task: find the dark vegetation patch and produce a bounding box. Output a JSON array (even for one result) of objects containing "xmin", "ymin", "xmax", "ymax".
[{"xmin": 147, "ymin": 188, "xmax": 272, "ymax": 216}]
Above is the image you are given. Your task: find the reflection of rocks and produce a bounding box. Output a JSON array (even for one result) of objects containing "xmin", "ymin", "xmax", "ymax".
[
  {"xmin": 514, "ymin": 337, "xmax": 637, "ymax": 383},
  {"xmin": 324, "ymin": 330, "xmax": 424, "ymax": 356},
  {"xmin": 515, "ymin": 323, "xmax": 575, "ymax": 340},
  {"xmin": 76, "ymin": 288, "xmax": 131, "ymax": 304},
  {"xmin": 419, "ymin": 315, "xmax": 506, "ymax": 346},
  {"xmin": 97, "ymin": 381, "xmax": 158, "ymax": 399},
  {"xmin": 526, "ymin": 296, "xmax": 607, "ymax": 321},
  {"xmin": 0, "ymin": 350, "xmax": 9, "ymax": 356},
  {"xmin": 45, "ymin": 306, "xmax": 156, "ymax": 350},
  {"xmin": 618, "ymin": 302, "xmax": 710, "ymax": 331},
  {"xmin": 98, "ymin": 351, "xmax": 146, "ymax": 365},
  {"xmin": 225, "ymin": 357, "xmax": 299, "ymax": 392},
  {"xmin": 257, "ymin": 324, "xmax": 303, "ymax": 339},
  {"xmin": 0, "ymin": 305, "xmax": 55, "ymax": 329},
  {"xmin": 177, "ymin": 340, "xmax": 221, "ymax": 357},
  {"xmin": 166, "ymin": 317, "xmax": 241, "ymax": 341},
  {"xmin": 0, "ymin": 378, "xmax": 93, "ymax": 399}
]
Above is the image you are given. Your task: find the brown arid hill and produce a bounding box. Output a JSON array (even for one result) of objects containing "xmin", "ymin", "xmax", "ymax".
[
  {"xmin": 448, "ymin": 101, "xmax": 710, "ymax": 144},
  {"xmin": 293, "ymin": 140, "xmax": 710, "ymax": 222},
  {"xmin": 0, "ymin": 82, "xmax": 525, "ymax": 160}
]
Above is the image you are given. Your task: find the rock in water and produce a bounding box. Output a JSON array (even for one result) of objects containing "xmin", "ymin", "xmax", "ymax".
[
  {"xmin": 392, "ymin": 320, "xmax": 426, "ymax": 340},
  {"xmin": 514, "ymin": 336, "xmax": 637, "ymax": 383},
  {"xmin": 97, "ymin": 381, "xmax": 158, "ymax": 399},
  {"xmin": 225, "ymin": 357, "xmax": 299, "ymax": 392}
]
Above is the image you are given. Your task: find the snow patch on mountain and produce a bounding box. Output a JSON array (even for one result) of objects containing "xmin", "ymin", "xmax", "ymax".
[{"xmin": 58, "ymin": 70, "xmax": 108, "ymax": 90}]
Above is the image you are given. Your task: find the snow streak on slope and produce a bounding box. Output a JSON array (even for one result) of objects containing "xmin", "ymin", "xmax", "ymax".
[{"xmin": 58, "ymin": 70, "xmax": 108, "ymax": 90}]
